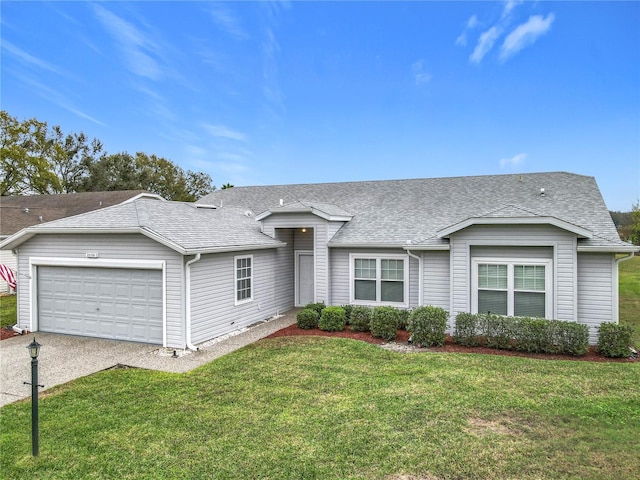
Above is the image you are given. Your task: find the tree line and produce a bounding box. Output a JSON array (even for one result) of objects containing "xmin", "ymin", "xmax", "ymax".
[{"xmin": 0, "ymin": 110, "xmax": 228, "ymax": 202}]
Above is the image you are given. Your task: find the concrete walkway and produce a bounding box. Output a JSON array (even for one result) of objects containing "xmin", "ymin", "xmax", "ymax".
[{"xmin": 0, "ymin": 311, "xmax": 297, "ymax": 407}]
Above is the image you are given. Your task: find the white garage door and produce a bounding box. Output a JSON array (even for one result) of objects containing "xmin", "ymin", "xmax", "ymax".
[{"xmin": 37, "ymin": 266, "xmax": 163, "ymax": 344}]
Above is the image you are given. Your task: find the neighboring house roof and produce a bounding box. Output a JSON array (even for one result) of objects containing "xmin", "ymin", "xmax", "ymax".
[
  {"xmin": 199, "ymin": 172, "xmax": 636, "ymax": 252},
  {"xmin": 1, "ymin": 197, "xmax": 284, "ymax": 255},
  {"xmin": 0, "ymin": 190, "xmax": 149, "ymax": 237}
]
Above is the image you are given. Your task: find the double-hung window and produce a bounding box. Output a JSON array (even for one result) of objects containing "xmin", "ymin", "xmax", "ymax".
[
  {"xmin": 235, "ymin": 255, "xmax": 253, "ymax": 304},
  {"xmin": 473, "ymin": 258, "xmax": 551, "ymax": 318},
  {"xmin": 351, "ymin": 254, "xmax": 408, "ymax": 306}
]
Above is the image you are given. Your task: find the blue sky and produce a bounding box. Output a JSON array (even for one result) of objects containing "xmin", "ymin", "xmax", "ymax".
[{"xmin": 2, "ymin": 1, "xmax": 639, "ymax": 211}]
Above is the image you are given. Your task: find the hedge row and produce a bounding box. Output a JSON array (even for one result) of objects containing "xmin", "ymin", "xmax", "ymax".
[{"xmin": 453, "ymin": 313, "xmax": 589, "ymax": 356}]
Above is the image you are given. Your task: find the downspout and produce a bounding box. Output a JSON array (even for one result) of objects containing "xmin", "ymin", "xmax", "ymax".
[
  {"xmin": 613, "ymin": 252, "xmax": 635, "ymax": 324},
  {"xmin": 405, "ymin": 248, "xmax": 423, "ymax": 307},
  {"xmin": 185, "ymin": 253, "xmax": 201, "ymax": 351},
  {"xmin": 616, "ymin": 251, "xmax": 635, "ymax": 265}
]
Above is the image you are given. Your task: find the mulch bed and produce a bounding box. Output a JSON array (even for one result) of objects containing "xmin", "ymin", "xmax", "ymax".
[
  {"xmin": 267, "ymin": 324, "xmax": 638, "ymax": 363},
  {"xmin": 1, "ymin": 327, "xmax": 28, "ymax": 341}
]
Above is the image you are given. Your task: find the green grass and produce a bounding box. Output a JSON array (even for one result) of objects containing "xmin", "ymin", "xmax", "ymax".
[
  {"xmin": 0, "ymin": 294, "xmax": 17, "ymax": 328},
  {"xmin": 618, "ymin": 255, "xmax": 640, "ymax": 346},
  {"xmin": 1, "ymin": 336, "xmax": 639, "ymax": 479}
]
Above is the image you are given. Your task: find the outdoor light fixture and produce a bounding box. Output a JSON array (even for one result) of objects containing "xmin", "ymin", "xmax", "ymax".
[{"xmin": 24, "ymin": 338, "xmax": 43, "ymax": 456}]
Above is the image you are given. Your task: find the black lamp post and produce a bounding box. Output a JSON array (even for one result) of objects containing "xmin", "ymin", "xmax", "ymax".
[{"xmin": 25, "ymin": 338, "xmax": 43, "ymax": 456}]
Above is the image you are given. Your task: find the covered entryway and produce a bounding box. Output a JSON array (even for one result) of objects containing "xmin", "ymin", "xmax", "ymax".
[{"xmin": 37, "ymin": 266, "xmax": 163, "ymax": 344}]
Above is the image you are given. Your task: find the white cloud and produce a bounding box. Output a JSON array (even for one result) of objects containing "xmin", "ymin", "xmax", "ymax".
[
  {"xmin": 411, "ymin": 59, "xmax": 432, "ymax": 85},
  {"xmin": 500, "ymin": 14, "xmax": 555, "ymax": 61},
  {"xmin": 455, "ymin": 15, "xmax": 479, "ymax": 47},
  {"xmin": 502, "ymin": 0, "xmax": 522, "ymax": 19},
  {"xmin": 93, "ymin": 4, "xmax": 162, "ymax": 80},
  {"xmin": 499, "ymin": 153, "xmax": 527, "ymax": 168},
  {"xmin": 208, "ymin": 4, "xmax": 248, "ymax": 40},
  {"xmin": 203, "ymin": 124, "xmax": 248, "ymax": 142},
  {"xmin": 470, "ymin": 26, "xmax": 501, "ymax": 64},
  {"xmin": 2, "ymin": 40, "xmax": 71, "ymax": 78}
]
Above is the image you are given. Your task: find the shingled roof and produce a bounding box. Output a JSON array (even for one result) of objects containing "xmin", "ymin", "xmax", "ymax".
[
  {"xmin": 199, "ymin": 172, "xmax": 633, "ymax": 251},
  {"xmin": 0, "ymin": 190, "xmax": 148, "ymax": 237},
  {"xmin": 1, "ymin": 197, "xmax": 284, "ymax": 254}
]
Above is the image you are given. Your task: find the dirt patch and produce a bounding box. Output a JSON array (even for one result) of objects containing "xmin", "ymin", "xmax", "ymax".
[{"xmin": 267, "ymin": 324, "xmax": 637, "ymax": 363}]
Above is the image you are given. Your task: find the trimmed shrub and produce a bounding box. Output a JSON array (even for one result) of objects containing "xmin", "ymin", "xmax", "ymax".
[
  {"xmin": 304, "ymin": 302, "xmax": 326, "ymax": 318},
  {"xmin": 453, "ymin": 312, "xmax": 479, "ymax": 346},
  {"xmin": 597, "ymin": 322, "xmax": 633, "ymax": 358},
  {"xmin": 318, "ymin": 306, "xmax": 346, "ymax": 332},
  {"xmin": 370, "ymin": 306, "xmax": 399, "ymax": 341},
  {"xmin": 555, "ymin": 321, "xmax": 589, "ymax": 356},
  {"xmin": 350, "ymin": 306, "xmax": 373, "ymax": 332},
  {"xmin": 397, "ymin": 309, "xmax": 411, "ymax": 330},
  {"xmin": 296, "ymin": 308, "xmax": 319, "ymax": 330},
  {"xmin": 484, "ymin": 314, "xmax": 513, "ymax": 350},
  {"xmin": 409, "ymin": 306, "xmax": 448, "ymax": 347},
  {"xmin": 341, "ymin": 304, "xmax": 354, "ymax": 325},
  {"xmin": 513, "ymin": 317, "xmax": 550, "ymax": 353}
]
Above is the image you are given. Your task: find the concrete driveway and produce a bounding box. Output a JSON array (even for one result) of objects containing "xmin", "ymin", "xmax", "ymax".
[{"xmin": 0, "ymin": 311, "xmax": 296, "ymax": 407}]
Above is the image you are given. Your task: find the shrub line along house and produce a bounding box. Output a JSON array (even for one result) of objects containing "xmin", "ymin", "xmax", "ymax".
[{"xmin": 1, "ymin": 172, "xmax": 637, "ymax": 348}]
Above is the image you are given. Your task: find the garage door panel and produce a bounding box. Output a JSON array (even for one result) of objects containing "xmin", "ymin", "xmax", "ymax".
[{"xmin": 38, "ymin": 266, "xmax": 163, "ymax": 344}]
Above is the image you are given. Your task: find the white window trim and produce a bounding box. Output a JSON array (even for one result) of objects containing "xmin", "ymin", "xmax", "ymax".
[
  {"xmin": 471, "ymin": 257, "xmax": 553, "ymax": 318},
  {"xmin": 349, "ymin": 253, "xmax": 409, "ymax": 307},
  {"xmin": 234, "ymin": 254, "xmax": 253, "ymax": 306}
]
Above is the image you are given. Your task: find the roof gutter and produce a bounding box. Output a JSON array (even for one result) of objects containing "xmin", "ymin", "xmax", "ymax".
[{"xmin": 184, "ymin": 253, "xmax": 201, "ymax": 351}]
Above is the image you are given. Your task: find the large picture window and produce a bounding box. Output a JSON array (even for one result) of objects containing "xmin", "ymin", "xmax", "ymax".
[
  {"xmin": 473, "ymin": 259, "xmax": 551, "ymax": 318},
  {"xmin": 351, "ymin": 254, "xmax": 408, "ymax": 306},
  {"xmin": 235, "ymin": 255, "xmax": 253, "ymax": 304}
]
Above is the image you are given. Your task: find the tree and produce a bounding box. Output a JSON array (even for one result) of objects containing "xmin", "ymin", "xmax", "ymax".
[
  {"xmin": 79, "ymin": 151, "xmax": 215, "ymax": 201},
  {"xmin": 631, "ymin": 202, "xmax": 640, "ymax": 245},
  {"xmin": 49, "ymin": 126, "xmax": 103, "ymax": 193},
  {"xmin": 0, "ymin": 111, "xmax": 58, "ymax": 195},
  {"xmin": 221, "ymin": 183, "xmax": 234, "ymax": 189},
  {"xmin": 1, "ymin": 110, "xmax": 216, "ymax": 201},
  {"xmin": 1, "ymin": 111, "xmax": 102, "ymax": 195}
]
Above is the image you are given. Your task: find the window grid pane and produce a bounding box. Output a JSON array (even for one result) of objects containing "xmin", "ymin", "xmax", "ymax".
[
  {"xmin": 355, "ymin": 259, "xmax": 376, "ymax": 279},
  {"xmin": 381, "ymin": 259, "xmax": 404, "ymax": 280},
  {"xmin": 478, "ymin": 264, "xmax": 507, "ymax": 290},
  {"xmin": 514, "ymin": 265, "xmax": 545, "ymax": 291},
  {"xmin": 355, "ymin": 280, "xmax": 376, "ymax": 301}
]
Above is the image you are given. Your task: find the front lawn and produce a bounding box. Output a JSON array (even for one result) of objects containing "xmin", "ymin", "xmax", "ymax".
[
  {"xmin": 619, "ymin": 255, "xmax": 640, "ymax": 346},
  {"xmin": 1, "ymin": 336, "xmax": 639, "ymax": 479},
  {"xmin": 0, "ymin": 294, "xmax": 17, "ymax": 328}
]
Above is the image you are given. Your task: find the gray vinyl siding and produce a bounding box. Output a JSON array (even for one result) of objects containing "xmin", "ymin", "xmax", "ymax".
[
  {"xmin": 423, "ymin": 250, "xmax": 450, "ymax": 311},
  {"xmin": 450, "ymin": 225, "xmax": 578, "ymax": 328},
  {"xmin": 329, "ymin": 247, "xmax": 418, "ymax": 308},
  {"xmin": 577, "ymin": 253, "xmax": 615, "ymax": 343},
  {"xmin": 189, "ymin": 249, "xmax": 289, "ymax": 344},
  {"xmin": 15, "ymin": 233, "xmax": 185, "ymax": 348}
]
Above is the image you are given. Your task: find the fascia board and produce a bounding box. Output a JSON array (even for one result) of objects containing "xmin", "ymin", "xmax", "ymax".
[
  {"xmin": 577, "ymin": 245, "xmax": 640, "ymax": 253},
  {"xmin": 183, "ymin": 242, "xmax": 287, "ymax": 255},
  {"xmin": 402, "ymin": 244, "xmax": 451, "ymax": 251},
  {"xmin": 327, "ymin": 242, "xmax": 409, "ymax": 249},
  {"xmin": 437, "ymin": 216, "xmax": 593, "ymax": 239}
]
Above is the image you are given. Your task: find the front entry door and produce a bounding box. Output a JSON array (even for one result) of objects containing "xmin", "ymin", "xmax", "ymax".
[{"xmin": 296, "ymin": 252, "xmax": 314, "ymax": 306}]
